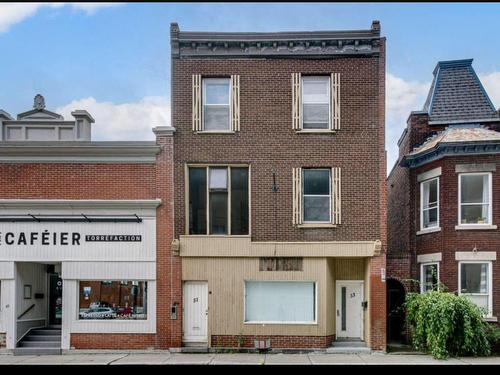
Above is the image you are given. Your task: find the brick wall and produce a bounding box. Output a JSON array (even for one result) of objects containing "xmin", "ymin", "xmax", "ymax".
[
  {"xmin": 172, "ymin": 56, "xmax": 385, "ymax": 243},
  {"xmin": 388, "ymin": 110, "xmax": 500, "ymax": 320},
  {"xmin": 0, "ymin": 134, "xmax": 177, "ymax": 349},
  {"xmin": 0, "ymin": 332, "xmax": 5, "ymax": 348},
  {"xmin": 211, "ymin": 334, "xmax": 334, "ymax": 349},
  {"xmin": 70, "ymin": 333, "xmax": 156, "ymax": 349}
]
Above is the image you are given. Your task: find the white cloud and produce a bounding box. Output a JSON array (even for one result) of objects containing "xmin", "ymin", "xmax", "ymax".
[
  {"xmin": 386, "ymin": 73, "xmax": 430, "ymax": 172},
  {"xmin": 479, "ymin": 72, "xmax": 500, "ymax": 110},
  {"xmin": 56, "ymin": 96, "xmax": 170, "ymax": 141},
  {"xmin": 0, "ymin": 3, "xmax": 121, "ymax": 33}
]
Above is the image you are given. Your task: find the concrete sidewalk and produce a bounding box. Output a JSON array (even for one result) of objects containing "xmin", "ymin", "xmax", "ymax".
[{"xmin": 0, "ymin": 351, "xmax": 500, "ymax": 365}]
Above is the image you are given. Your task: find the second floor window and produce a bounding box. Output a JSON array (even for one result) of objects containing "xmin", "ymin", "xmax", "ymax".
[
  {"xmin": 302, "ymin": 76, "xmax": 330, "ymax": 130},
  {"xmin": 420, "ymin": 177, "xmax": 439, "ymax": 230},
  {"xmin": 188, "ymin": 166, "xmax": 249, "ymax": 235},
  {"xmin": 302, "ymin": 169, "xmax": 331, "ymax": 223},
  {"xmin": 203, "ymin": 78, "xmax": 230, "ymax": 131},
  {"xmin": 459, "ymin": 173, "xmax": 491, "ymax": 225}
]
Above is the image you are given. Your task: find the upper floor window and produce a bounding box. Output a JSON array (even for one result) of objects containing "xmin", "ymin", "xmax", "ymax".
[
  {"xmin": 420, "ymin": 262, "xmax": 439, "ymax": 293},
  {"xmin": 459, "ymin": 261, "xmax": 492, "ymax": 316},
  {"xmin": 301, "ymin": 76, "xmax": 330, "ymax": 130},
  {"xmin": 302, "ymin": 169, "xmax": 331, "ymax": 223},
  {"xmin": 203, "ymin": 78, "xmax": 231, "ymax": 131},
  {"xmin": 188, "ymin": 165, "xmax": 249, "ymax": 235},
  {"xmin": 420, "ymin": 177, "xmax": 439, "ymax": 230},
  {"xmin": 459, "ymin": 173, "xmax": 492, "ymax": 225}
]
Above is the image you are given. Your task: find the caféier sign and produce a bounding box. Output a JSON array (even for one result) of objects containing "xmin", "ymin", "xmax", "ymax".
[
  {"xmin": 0, "ymin": 221, "xmax": 154, "ymax": 262},
  {"xmin": 0, "ymin": 232, "xmax": 142, "ymax": 246}
]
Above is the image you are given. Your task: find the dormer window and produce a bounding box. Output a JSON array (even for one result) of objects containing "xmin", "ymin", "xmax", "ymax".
[{"xmin": 202, "ymin": 78, "xmax": 231, "ymax": 131}]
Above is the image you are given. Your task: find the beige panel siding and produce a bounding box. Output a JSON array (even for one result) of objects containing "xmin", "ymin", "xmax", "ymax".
[
  {"xmin": 182, "ymin": 257, "xmax": 371, "ymax": 343},
  {"xmin": 180, "ymin": 236, "xmax": 378, "ymax": 258},
  {"xmin": 183, "ymin": 257, "xmax": 328, "ymax": 338}
]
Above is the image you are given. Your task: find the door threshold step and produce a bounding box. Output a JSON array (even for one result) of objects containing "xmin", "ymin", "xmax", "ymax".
[
  {"xmin": 180, "ymin": 343, "xmax": 209, "ymax": 353},
  {"xmin": 326, "ymin": 346, "xmax": 371, "ymax": 354},
  {"xmin": 331, "ymin": 340, "xmax": 366, "ymax": 348},
  {"xmin": 14, "ymin": 347, "xmax": 62, "ymax": 356}
]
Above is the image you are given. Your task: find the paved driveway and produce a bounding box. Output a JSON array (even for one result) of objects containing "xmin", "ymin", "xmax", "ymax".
[{"xmin": 0, "ymin": 352, "xmax": 499, "ymax": 365}]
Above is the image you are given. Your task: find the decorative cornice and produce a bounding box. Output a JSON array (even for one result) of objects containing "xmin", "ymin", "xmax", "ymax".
[
  {"xmin": 171, "ymin": 21, "xmax": 382, "ymax": 58},
  {"xmin": 401, "ymin": 141, "xmax": 500, "ymax": 168},
  {"xmin": 0, "ymin": 141, "xmax": 160, "ymax": 164}
]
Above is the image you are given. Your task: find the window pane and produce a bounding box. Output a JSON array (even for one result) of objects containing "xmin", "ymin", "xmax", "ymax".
[
  {"xmin": 461, "ymin": 174, "xmax": 488, "ymax": 204},
  {"xmin": 204, "ymin": 106, "xmax": 230, "ymax": 130},
  {"xmin": 303, "ymin": 169, "xmax": 330, "ymax": 195},
  {"xmin": 245, "ymin": 281, "xmax": 315, "ymax": 322},
  {"xmin": 464, "ymin": 295, "xmax": 489, "ymax": 311},
  {"xmin": 209, "ymin": 191, "xmax": 228, "ymax": 234},
  {"xmin": 204, "ymin": 80, "xmax": 230, "ymax": 104},
  {"xmin": 209, "ymin": 167, "xmax": 228, "ymax": 190},
  {"xmin": 304, "ymin": 196, "xmax": 330, "ymax": 222},
  {"xmin": 423, "ymin": 207, "xmax": 438, "ymax": 228},
  {"xmin": 231, "ymin": 167, "xmax": 249, "ymax": 235},
  {"xmin": 79, "ymin": 281, "xmax": 147, "ymax": 320},
  {"xmin": 303, "ymin": 103, "xmax": 329, "ymax": 129},
  {"xmin": 461, "ymin": 263, "xmax": 488, "ymax": 294},
  {"xmin": 189, "ymin": 168, "xmax": 207, "ymax": 235},
  {"xmin": 461, "ymin": 204, "xmax": 489, "ymax": 224},
  {"xmin": 302, "ymin": 77, "xmax": 329, "ymax": 103},
  {"xmin": 422, "ymin": 264, "xmax": 438, "ymax": 292}
]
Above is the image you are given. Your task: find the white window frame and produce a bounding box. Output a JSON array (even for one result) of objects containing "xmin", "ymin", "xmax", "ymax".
[
  {"xmin": 243, "ymin": 280, "xmax": 318, "ymax": 325},
  {"xmin": 420, "ymin": 177, "xmax": 440, "ymax": 231},
  {"xmin": 302, "ymin": 168, "xmax": 332, "ymax": 224},
  {"xmin": 301, "ymin": 76, "xmax": 331, "ymax": 131},
  {"xmin": 202, "ymin": 78, "xmax": 231, "ymax": 132},
  {"xmin": 458, "ymin": 172, "xmax": 493, "ymax": 227},
  {"xmin": 420, "ymin": 262, "xmax": 440, "ymax": 293},
  {"xmin": 458, "ymin": 261, "xmax": 493, "ymax": 317}
]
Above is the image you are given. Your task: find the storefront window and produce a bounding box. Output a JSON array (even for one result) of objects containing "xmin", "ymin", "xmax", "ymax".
[{"xmin": 79, "ymin": 280, "xmax": 147, "ymax": 320}]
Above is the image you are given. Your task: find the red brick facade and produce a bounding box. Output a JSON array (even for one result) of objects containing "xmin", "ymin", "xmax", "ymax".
[
  {"xmin": 0, "ymin": 133, "xmax": 179, "ymax": 350},
  {"xmin": 172, "ymin": 24, "xmax": 387, "ymax": 349},
  {"xmin": 211, "ymin": 335, "xmax": 335, "ymax": 349},
  {"xmin": 388, "ymin": 112, "xmax": 500, "ymax": 319}
]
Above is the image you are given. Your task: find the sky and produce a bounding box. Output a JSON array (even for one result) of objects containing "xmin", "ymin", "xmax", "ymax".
[{"xmin": 1, "ymin": 2, "xmax": 500, "ymax": 171}]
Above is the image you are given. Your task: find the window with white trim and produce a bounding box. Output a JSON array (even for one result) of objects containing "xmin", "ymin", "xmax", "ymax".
[
  {"xmin": 301, "ymin": 76, "xmax": 330, "ymax": 130},
  {"xmin": 420, "ymin": 177, "xmax": 439, "ymax": 230},
  {"xmin": 420, "ymin": 262, "xmax": 439, "ymax": 293},
  {"xmin": 302, "ymin": 168, "xmax": 331, "ymax": 223},
  {"xmin": 202, "ymin": 78, "xmax": 231, "ymax": 131},
  {"xmin": 244, "ymin": 281, "xmax": 316, "ymax": 323},
  {"xmin": 459, "ymin": 173, "xmax": 492, "ymax": 225},
  {"xmin": 459, "ymin": 261, "xmax": 492, "ymax": 316}
]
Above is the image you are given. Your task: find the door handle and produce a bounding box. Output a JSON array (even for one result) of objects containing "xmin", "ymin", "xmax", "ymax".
[{"xmin": 336, "ymin": 309, "xmax": 340, "ymax": 317}]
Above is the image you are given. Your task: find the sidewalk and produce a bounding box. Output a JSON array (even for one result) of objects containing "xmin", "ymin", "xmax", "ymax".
[{"xmin": 0, "ymin": 351, "xmax": 500, "ymax": 365}]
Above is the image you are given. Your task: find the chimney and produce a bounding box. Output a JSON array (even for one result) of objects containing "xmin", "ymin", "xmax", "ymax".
[
  {"xmin": 371, "ymin": 20, "xmax": 381, "ymax": 34},
  {"xmin": 71, "ymin": 110, "xmax": 95, "ymax": 141}
]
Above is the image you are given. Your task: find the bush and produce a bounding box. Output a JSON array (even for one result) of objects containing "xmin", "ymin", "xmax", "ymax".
[
  {"xmin": 485, "ymin": 324, "xmax": 500, "ymax": 354},
  {"xmin": 405, "ymin": 290, "xmax": 491, "ymax": 359}
]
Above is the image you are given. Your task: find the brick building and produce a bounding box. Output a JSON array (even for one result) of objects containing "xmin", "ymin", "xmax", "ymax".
[
  {"xmin": 171, "ymin": 21, "xmax": 387, "ymax": 351},
  {"xmin": 0, "ymin": 95, "xmax": 179, "ymax": 353},
  {"xmin": 387, "ymin": 59, "xmax": 500, "ymax": 343}
]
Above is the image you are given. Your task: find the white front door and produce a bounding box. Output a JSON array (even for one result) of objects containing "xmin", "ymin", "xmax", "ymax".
[
  {"xmin": 183, "ymin": 281, "xmax": 208, "ymax": 343},
  {"xmin": 336, "ymin": 281, "xmax": 364, "ymax": 340}
]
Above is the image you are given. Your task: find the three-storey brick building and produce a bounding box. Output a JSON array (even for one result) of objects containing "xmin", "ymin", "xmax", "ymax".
[
  {"xmin": 387, "ymin": 59, "xmax": 500, "ymax": 343},
  {"xmin": 171, "ymin": 21, "xmax": 387, "ymax": 350}
]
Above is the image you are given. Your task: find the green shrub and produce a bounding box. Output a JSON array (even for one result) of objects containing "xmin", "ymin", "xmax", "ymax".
[
  {"xmin": 405, "ymin": 290, "xmax": 491, "ymax": 359},
  {"xmin": 485, "ymin": 324, "xmax": 500, "ymax": 353}
]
